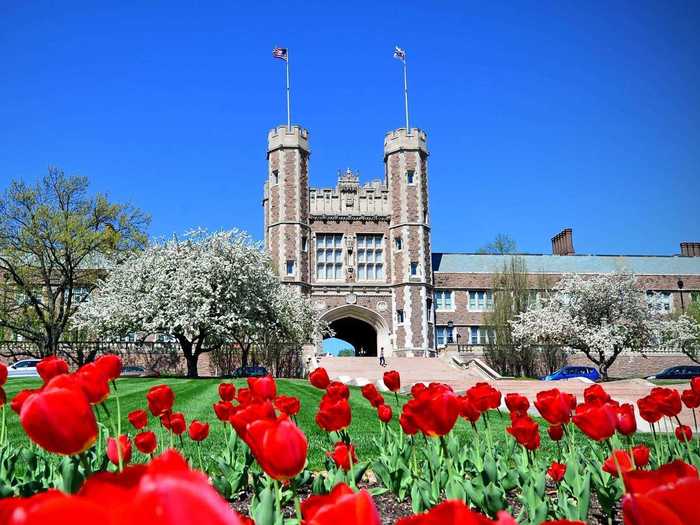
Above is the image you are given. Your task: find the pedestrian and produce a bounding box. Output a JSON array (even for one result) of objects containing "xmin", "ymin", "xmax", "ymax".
[{"xmin": 379, "ymin": 347, "xmax": 386, "ymax": 367}]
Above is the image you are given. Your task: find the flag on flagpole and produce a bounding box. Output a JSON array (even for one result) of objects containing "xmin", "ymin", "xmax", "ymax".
[
  {"xmin": 272, "ymin": 47, "xmax": 288, "ymax": 61},
  {"xmin": 393, "ymin": 46, "xmax": 406, "ymax": 62}
]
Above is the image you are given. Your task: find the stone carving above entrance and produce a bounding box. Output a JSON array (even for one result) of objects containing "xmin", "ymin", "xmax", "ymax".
[
  {"xmin": 345, "ymin": 293, "xmax": 357, "ymax": 305},
  {"xmin": 376, "ymin": 301, "xmax": 388, "ymax": 312},
  {"xmin": 313, "ymin": 301, "xmax": 327, "ymax": 311}
]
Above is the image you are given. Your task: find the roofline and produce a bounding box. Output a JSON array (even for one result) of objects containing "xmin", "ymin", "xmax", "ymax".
[{"xmin": 432, "ymin": 252, "xmax": 687, "ymax": 259}]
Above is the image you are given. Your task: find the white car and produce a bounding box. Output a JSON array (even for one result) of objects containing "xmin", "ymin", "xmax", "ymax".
[{"xmin": 7, "ymin": 359, "xmax": 41, "ymax": 378}]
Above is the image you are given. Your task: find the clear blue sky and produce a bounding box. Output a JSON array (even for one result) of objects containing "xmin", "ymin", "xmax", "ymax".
[{"xmin": 1, "ymin": 1, "xmax": 698, "ymax": 256}]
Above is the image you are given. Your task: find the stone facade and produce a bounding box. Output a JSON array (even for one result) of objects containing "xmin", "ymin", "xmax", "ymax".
[{"xmin": 263, "ymin": 123, "xmax": 700, "ymax": 366}]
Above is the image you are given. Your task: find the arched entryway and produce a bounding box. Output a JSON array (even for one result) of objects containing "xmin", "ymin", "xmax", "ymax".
[{"xmin": 320, "ymin": 305, "xmax": 392, "ymax": 357}]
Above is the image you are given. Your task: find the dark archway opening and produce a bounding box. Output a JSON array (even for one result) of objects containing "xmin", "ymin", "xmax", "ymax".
[{"xmin": 325, "ymin": 317, "xmax": 378, "ymax": 357}]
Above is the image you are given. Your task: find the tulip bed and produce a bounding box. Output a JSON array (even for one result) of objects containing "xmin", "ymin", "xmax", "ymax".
[{"xmin": 1, "ymin": 356, "xmax": 699, "ymax": 525}]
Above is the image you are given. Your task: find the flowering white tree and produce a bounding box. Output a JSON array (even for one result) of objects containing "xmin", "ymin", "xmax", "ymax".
[
  {"xmin": 77, "ymin": 229, "xmax": 324, "ymax": 377},
  {"xmin": 511, "ymin": 273, "xmax": 658, "ymax": 380},
  {"xmin": 657, "ymin": 314, "xmax": 700, "ymax": 363}
]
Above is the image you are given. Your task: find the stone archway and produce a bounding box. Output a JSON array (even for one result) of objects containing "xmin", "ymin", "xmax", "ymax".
[{"xmin": 321, "ymin": 304, "xmax": 392, "ymax": 357}]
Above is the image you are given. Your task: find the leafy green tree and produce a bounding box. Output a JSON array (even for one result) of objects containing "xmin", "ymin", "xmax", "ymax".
[
  {"xmin": 477, "ymin": 233, "xmax": 517, "ymax": 255},
  {"xmin": 0, "ymin": 168, "xmax": 149, "ymax": 363},
  {"xmin": 338, "ymin": 348, "xmax": 355, "ymax": 357}
]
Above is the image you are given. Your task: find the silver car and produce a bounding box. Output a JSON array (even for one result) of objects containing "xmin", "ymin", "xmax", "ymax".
[{"xmin": 7, "ymin": 359, "xmax": 41, "ymax": 378}]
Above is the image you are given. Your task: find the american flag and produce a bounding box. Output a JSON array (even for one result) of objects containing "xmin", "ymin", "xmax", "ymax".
[
  {"xmin": 272, "ymin": 47, "xmax": 288, "ymax": 61},
  {"xmin": 393, "ymin": 46, "xmax": 406, "ymax": 62}
]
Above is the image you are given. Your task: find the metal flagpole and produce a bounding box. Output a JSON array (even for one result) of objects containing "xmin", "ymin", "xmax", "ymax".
[
  {"xmin": 403, "ymin": 57, "xmax": 410, "ymax": 134},
  {"xmin": 286, "ymin": 50, "xmax": 291, "ymax": 130}
]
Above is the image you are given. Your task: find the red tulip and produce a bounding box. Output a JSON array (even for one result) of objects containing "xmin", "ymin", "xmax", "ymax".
[
  {"xmin": 218, "ymin": 383, "xmax": 236, "ymax": 402},
  {"xmin": 326, "ymin": 381, "xmax": 350, "ymax": 400},
  {"xmin": 615, "ymin": 403, "xmax": 637, "ymax": 435},
  {"xmin": 146, "ymin": 384, "xmax": 174, "ymax": 417},
  {"xmin": 237, "ymin": 387, "xmax": 252, "ymax": 405},
  {"xmin": 583, "ymin": 384, "xmax": 611, "ymax": 406},
  {"xmin": 547, "ymin": 462, "xmax": 567, "ymax": 482},
  {"xmin": 377, "ymin": 404, "xmax": 392, "ymax": 423},
  {"xmin": 168, "ymin": 412, "xmax": 186, "ymax": 435},
  {"xmin": 10, "ymin": 388, "xmax": 39, "ymax": 414},
  {"xmin": 534, "ymin": 389, "xmax": 576, "ymax": 426},
  {"xmin": 637, "ymin": 394, "xmax": 662, "ymax": 424},
  {"xmin": 622, "ymin": 460, "xmax": 699, "ymax": 525},
  {"xmin": 466, "ymin": 382, "xmax": 501, "ymax": 412},
  {"xmin": 274, "ymin": 395, "xmax": 301, "ymax": 416},
  {"xmin": 547, "ymin": 424, "xmax": 564, "ymax": 441},
  {"xmin": 675, "ymin": 424, "xmax": 692, "ymax": 442},
  {"xmin": 0, "ymin": 363, "xmax": 7, "ymax": 386},
  {"xmin": 213, "ymin": 400, "xmax": 234, "ymax": 421},
  {"xmin": 505, "ymin": 393, "xmax": 529, "ymax": 415},
  {"xmin": 458, "ymin": 395, "xmax": 482, "ymax": 424},
  {"xmin": 189, "ymin": 420, "xmax": 210, "ymax": 441},
  {"xmin": 36, "ymin": 356, "xmax": 69, "ymax": 383},
  {"xmin": 383, "ymin": 370, "xmax": 401, "ymax": 392},
  {"xmin": 246, "ymin": 415, "xmax": 307, "ymax": 481},
  {"xmin": 107, "ymin": 435, "xmax": 132, "ymax": 465},
  {"xmin": 19, "ymin": 385, "xmax": 98, "ymax": 455},
  {"xmin": 134, "ymin": 431, "xmax": 157, "ymax": 455},
  {"xmin": 327, "ymin": 441, "xmax": 357, "ymax": 471},
  {"xmin": 128, "ymin": 409, "xmax": 149, "ymax": 430},
  {"xmin": 406, "ymin": 383, "xmax": 459, "ymax": 437},
  {"xmin": 691, "ymin": 377, "xmax": 700, "ymax": 395},
  {"xmin": 230, "ymin": 401, "xmax": 276, "ymax": 442},
  {"xmin": 603, "ymin": 450, "xmax": 634, "ymax": 477},
  {"xmin": 399, "ymin": 412, "xmax": 418, "ymax": 435},
  {"xmin": 76, "ymin": 363, "xmax": 110, "ymax": 404},
  {"xmin": 681, "ymin": 388, "xmax": 700, "ymax": 409},
  {"xmin": 94, "ymin": 354, "xmax": 122, "ymax": 381},
  {"xmin": 309, "ymin": 367, "xmax": 331, "ymax": 389},
  {"xmin": 632, "ymin": 444, "xmax": 650, "ymax": 467},
  {"xmin": 506, "ymin": 413, "xmax": 540, "ymax": 451},
  {"xmin": 396, "ymin": 499, "xmax": 517, "ymax": 525},
  {"xmin": 316, "ymin": 396, "xmax": 352, "ymax": 432},
  {"xmin": 248, "ymin": 375, "xmax": 276, "ymax": 401},
  {"xmin": 650, "ymin": 387, "xmax": 682, "ymax": 417},
  {"xmin": 301, "ymin": 483, "xmax": 380, "ymax": 525},
  {"xmin": 411, "ymin": 383, "xmax": 427, "ymax": 398},
  {"xmin": 0, "ymin": 387, "xmax": 5, "ymax": 407},
  {"xmin": 572, "ymin": 402, "xmax": 617, "ymax": 441},
  {"xmin": 361, "ymin": 384, "xmax": 384, "ymax": 408}
]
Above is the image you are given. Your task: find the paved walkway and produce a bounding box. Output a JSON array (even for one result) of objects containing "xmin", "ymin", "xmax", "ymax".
[{"xmin": 318, "ymin": 356, "xmax": 696, "ymax": 432}]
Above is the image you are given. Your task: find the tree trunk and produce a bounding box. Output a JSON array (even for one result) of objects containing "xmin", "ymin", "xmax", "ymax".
[{"xmin": 185, "ymin": 353, "xmax": 199, "ymax": 378}]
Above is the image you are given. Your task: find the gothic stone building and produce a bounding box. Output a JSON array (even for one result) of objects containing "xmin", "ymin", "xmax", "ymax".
[{"xmin": 263, "ymin": 124, "xmax": 700, "ymax": 359}]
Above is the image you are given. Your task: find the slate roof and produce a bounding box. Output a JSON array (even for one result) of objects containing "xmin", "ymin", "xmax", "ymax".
[{"xmin": 432, "ymin": 253, "xmax": 700, "ymax": 276}]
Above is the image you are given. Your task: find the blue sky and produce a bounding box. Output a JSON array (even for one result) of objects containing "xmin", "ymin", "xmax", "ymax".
[{"xmin": 1, "ymin": 1, "xmax": 698, "ymax": 257}]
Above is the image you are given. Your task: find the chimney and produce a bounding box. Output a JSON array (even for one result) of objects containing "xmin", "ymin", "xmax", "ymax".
[
  {"xmin": 551, "ymin": 228, "xmax": 575, "ymax": 256},
  {"xmin": 680, "ymin": 242, "xmax": 700, "ymax": 257}
]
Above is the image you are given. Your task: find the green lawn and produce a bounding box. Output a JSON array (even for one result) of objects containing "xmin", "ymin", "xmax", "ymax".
[{"xmin": 4, "ymin": 377, "xmax": 539, "ymax": 469}]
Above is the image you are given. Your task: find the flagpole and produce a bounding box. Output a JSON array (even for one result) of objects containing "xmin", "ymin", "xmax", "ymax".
[
  {"xmin": 402, "ymin": 58, "xmax": 410, "ymax": 135},
  {"xmin": 286, "ymin": 50, "xmax": 291, "ymax": 131}
]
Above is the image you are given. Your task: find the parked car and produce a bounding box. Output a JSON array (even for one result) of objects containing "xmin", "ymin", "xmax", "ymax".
[
  {"xmin": 541, "ymin": 365, "xmax": 601, "ymax": 382},
  {"xmin": 120, "ymin": 365, "xmax": 146, "ymax": 377},
  {"xmin": 646, "ymin": 366, "xmax": 700, "ymax": 381},
  {"xmin": 231, "ymin": 366, "xmax": 269, "ymax": 378},
  {"xmin": 7, "ymin": 359, "xmax": 41, "ymax": 378}
]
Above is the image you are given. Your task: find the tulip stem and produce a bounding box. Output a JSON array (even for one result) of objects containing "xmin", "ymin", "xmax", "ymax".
[
  {"xmin": 294, "ymin": 495, "xmax": 302, "ymax": 522},
  {"xmin": 197, "ymin": 441, "xmax": 204, "ymax": 470},
  {"xmin": 394, "ymin": 392, "xmax": 400, "ymax": 411},
  {"xmin": 274, "ymin": 479, "xmax": 282, "ymax": 518},
  {"xmin": 693, "ymin": 409, "xmax": 698, "ymax": 434}
]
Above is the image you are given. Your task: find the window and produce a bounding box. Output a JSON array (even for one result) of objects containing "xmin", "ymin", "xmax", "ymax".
[
  {"xmin": 272, "ymin": 170, "xmax": 279, "ymax": 185},
  {"xmin": 469, "ymin": 326, "xmax": 495, "ymax": 345},
  {"xmin": 468, "ymin": 290, "xmax": 494, "ymax": 311},
  {"xmin": 406, "ymin": 170, "xmax": 415, "ymax": 184},
  {"xmin": 301, "ymin": 236, "xmax": 308, "ymax": 252},
  {"xmin": 692, "ymin": 291, "xmax": 700, "ymax": 304},
  {"xmin": 436, "ymin": 326, "xmax": 454, "ymax": 347},
  {"xmin": 647, "ymin": 291, "xmax": 672, "ymax": 312},
  {"xmin": 434, "ymin": 290, "xmax": 454, "ymax": 311},
  {"xmin": 316, "ymin": 234, "xmax": 343, "ymax": 280},
  {"xmin": 356, "ymin": 234, "xmax": 384, "ymax": 281},
  {"xmin": 286, "ymin": 260, "xmax": 295, "ymax": 276},
  {"xmin": 396, "ymin": 310, "xmax": 405, "ymax": 324},
  {"xmin": 410, "ymin": 262, "xmax": 420, "ymax": 277},
  {"xmin": 394, "ymin": 236, "xmax": 403, "ymax": 251},
  {"xmin": 72, "ymin": 286, "xmax": 89, "ymax": 303},
  {"xmin": 427, "ymin": 298, "xmax": 433, "ymax": 320}
]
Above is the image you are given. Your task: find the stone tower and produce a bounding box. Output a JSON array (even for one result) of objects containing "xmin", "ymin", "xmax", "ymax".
[
  {"xmin": 263, "ymin": 125, "xmax": 311, "ymax": 291},
  {"xmin": 384, "ymin": 128, "xmax": 433, "ymax": 354}
]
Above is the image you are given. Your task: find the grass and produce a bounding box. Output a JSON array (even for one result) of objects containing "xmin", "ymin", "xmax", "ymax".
[{"xmin": 4, "ymin": 377, "xmax": 640, "ymax": 470}]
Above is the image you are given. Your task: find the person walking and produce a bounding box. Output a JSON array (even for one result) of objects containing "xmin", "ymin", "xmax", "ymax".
[{"xmin": 379, "ymin": 347, "xmax": 386, "ymax": 367}]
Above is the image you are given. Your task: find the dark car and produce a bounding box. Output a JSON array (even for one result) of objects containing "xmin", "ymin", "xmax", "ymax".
[
  {"xmin": 232, "ymin": 366, "xmax": 269, "ymax": 378},
  {"xmin": 647, "ymin": 366, "xmax": 700, "ymax": 381},
  {"xmin": 120, "ymin": 365, "xmax": 146, "ymax": 377},
  {"xmin": 541, "ymin": 365, "xmax": 601, "ymax": 382}
]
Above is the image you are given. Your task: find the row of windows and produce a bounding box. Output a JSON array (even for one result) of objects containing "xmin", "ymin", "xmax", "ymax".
[
  {"xmin": 435, "ymin": 326, "xmax": 496, "ymax": 347},
  {"xmin": 271, "ymin": 169, "xmax": 421, "ymax": 186},
  {"xmin": 433, "ymin": 290, "xmax": 494, "ymax": 312}
]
